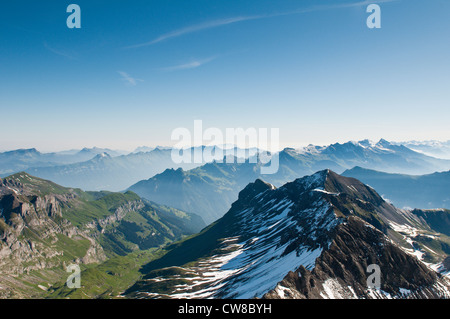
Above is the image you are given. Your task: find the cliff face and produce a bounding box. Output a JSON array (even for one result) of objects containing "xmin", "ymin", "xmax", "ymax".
[{"xmin": 0, "ymin": 190, "xmax": 108, "ymax": 276}]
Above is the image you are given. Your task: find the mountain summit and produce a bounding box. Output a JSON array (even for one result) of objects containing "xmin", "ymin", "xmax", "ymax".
[{"xmin": 126, "ymin": 170, "xmax": 450, "ymax": 299}]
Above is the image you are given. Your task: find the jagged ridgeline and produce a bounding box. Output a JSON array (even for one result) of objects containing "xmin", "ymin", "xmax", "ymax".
[
  {"xmin": 0, "ymin": 172, "xmax": 205, "ymax": 298},
  {"xmin": 125, "ymin": 170, "xmax": 450, "ymax": 299}
]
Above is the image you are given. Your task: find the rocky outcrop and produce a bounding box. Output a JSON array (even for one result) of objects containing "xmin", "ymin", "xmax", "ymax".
[{"xmin": 86, "ymin": 200, "xmax": 145, "ymax": 233}]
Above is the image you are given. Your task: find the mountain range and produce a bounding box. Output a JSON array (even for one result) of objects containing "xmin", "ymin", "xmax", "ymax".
[
  {"xmin": 2, "ymin": 146, "xmax": 258, "ymax": 192},
  {"xmin": 1, "ymin": 139, "xmax": 449, "ymax": 193},
  {"xmin": 393, "ymin": 140, "xmax": 450, "ymax": 160},
  {"xmin": 0, "ymin": 147, "xmax": 128, "ymax": 176},
  {"xmin": 25, "ymin": 148, "xmax": 204, "ymax": 192},
  {"xmin": 125, "ymin": 170, "xmax": 450, "ymax": 299},
  {"xmin": 288, "ymin": 139, "xmax": 450, "ymax": 175},
  {"xmin": 129, "ymin": 139, "xmax": 450, "ymax": 224}
]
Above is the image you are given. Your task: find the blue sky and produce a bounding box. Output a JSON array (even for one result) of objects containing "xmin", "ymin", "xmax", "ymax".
[{"xmin": 0, "ymin": 0, "xmax": 449, "ymax": 151}]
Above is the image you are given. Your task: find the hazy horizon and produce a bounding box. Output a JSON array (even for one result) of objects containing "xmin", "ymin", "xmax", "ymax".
[{"xmin": 1, "ymin": 137, "xmax": 450, "ymax": 154}]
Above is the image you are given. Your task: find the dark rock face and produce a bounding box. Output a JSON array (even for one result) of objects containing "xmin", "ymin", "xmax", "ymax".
[
  {"xmin": 443, "ymin": 257, "xmax": 450, "ymax": 271},
  {"xmin": 0, "ymin": 194, "xmax": 22, "ymax": 222},
  {"xmin": 264, "ymin": 217, "xmax": 447, "ymax": 299},
  {"xmin": 237, "ymin": 178, "xmax": 274, "ymax": 203},
  {"xmin": 410, "ymin": 209, "xmax": 450, "ymax": 236}
]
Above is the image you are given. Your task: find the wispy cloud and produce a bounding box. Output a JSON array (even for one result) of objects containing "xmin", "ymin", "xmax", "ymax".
[
  {"xmin": 118, "ymin": 71, "xmax": 143, "ymax": 86},
  {"xmin": 125, "ymin": 15, "xmax": 265, "ymax": 49},
  {"xmin": 43, "ymin": 42, "xmax": 77, "ymax": 60},
  {"xmin": 292, "ymin": 0, "xmax": 400, "ymax": 13},
  {"xmin": 160, "ymin": 56, "xmax": 217, "ymax": 72},
  {"xmin": 125, "ymin": 0, "xmax": 398, "ymax": 49}
]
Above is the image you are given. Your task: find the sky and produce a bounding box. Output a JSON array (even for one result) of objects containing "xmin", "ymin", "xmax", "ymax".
[{"xmin": 0, "ymin": 0, "xmax": 449, "ymax": 152}]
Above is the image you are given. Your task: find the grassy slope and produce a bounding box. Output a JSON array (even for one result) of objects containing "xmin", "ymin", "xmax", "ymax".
[{"xmin": 46, "ymin": 248, "xmax": 165, "ymax": 299}]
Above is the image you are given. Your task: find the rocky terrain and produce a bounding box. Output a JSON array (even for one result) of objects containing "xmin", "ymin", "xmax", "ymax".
[{"xmin": 263, "ymin": 217, "xmax": 448, "ymax": 299}]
